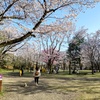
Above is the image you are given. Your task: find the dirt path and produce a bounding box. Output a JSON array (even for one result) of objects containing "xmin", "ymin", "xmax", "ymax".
[{"xmin": 0, "ymin": 76, "xmax": 81, "ymax": 100}]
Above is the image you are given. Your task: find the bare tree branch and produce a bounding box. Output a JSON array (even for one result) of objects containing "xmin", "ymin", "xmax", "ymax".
[
  {"xmin": 0, "ymin": 0, "xmax": 20, "ymax": 21},
  {"xmin": 0, "ymin": 0, "xmax": 96, "ymax": 48},
  {"xmin": 2, "ymin": 16, "xmax": 24, "ymax": 20},
  {"xmin": 0, "ymin": 32, "xmax": 34, "ymax": 47}
]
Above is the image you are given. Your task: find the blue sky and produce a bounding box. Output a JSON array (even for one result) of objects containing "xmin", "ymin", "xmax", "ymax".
[
  {"xmin": 45, "ymin": 2, "xmax": 100, "ymax": 34},
  {"xmin": 76, "ymin": 3, "xmax": 100, "ymax": 33}
]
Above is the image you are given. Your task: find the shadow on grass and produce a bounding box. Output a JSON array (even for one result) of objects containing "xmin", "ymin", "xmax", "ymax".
[
  {"xmin": 3, "ymin": 71, "xmax": 33, "ymax": 78},
  {"xmin": 3, "ymin": 79, "xmax": 59, "ymax": 95},
  {"xmin": 3, "ymin": 81, "xmax": 100, "ymax": 97},
  {"xmin": 2, "ymin": 75, "xmax": 100, "ymax": 96},
  {"xmin": 2, "ymin": 70, "xmax": 100, "ymax": 98},
  {"xmin": 1, "ymin": 77, "xmax": 100, "ymax": 100},
  {"xmin": 43, "ymin": 74, "xmax": 100, "ymax": 82}
]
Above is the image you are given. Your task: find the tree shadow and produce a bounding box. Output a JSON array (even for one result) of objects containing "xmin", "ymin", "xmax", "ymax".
[
  {"xmin": 3, "ymin": 78, "xmax": 59, "ymax": 95},
  {"xmin": 44, "ymin": 75, "xmax": 100, "ymax": 82},
  {"xmin": 2, "ymin": 74, "xmax": 100, "ymax": 99},
  {"xmin": 4, "ymin": 71, "xmax": 33, "ymax": 77}
]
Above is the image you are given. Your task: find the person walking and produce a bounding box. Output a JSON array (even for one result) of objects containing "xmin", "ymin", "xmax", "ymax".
[{"xmin": 33, "ymin": 65, "xmax": 41, "ymax": 86}]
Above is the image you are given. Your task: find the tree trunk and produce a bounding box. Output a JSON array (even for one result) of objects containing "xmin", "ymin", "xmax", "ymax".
[
  {"xmin": 47, "ymin": 59, "xmax": 53, "ymax": 74},
  {"xmin": 69, "ymin": 61, "xmax": 71, "ymax": 75},
  {"xmin": 13, "ymin": 65, "xmax": 15, "ymax": 72},
  {"xmin": 63, "ymin": 61, "xmax": 66, "ymax": 71},
  {"xmin": 91, "ymin": 61, "xmax": 94, "ymax": 75},
  {"xmin": 79, "ymin": 63, "xmax": 83, "ymax": 70},
  {"xmin": 48, "ymin": 64, "xmax": 52, "ymax": 74},
  {"xmin": 98, "ymin": 63, "xmax": 100, "ymax": 72}
]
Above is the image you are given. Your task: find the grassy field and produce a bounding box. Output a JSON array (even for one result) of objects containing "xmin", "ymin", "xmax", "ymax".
[
  {"xmin": 0, "ymin": 69, "xmax": 100, "ymax": 100},
  {"xmin": 43, "ymin": 71, "xmax": 100, "ymax": 100}
]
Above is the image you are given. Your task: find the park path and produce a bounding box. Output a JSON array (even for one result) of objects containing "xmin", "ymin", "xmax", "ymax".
[{"xmin": 0, "ymin": 76, "xmax": 81, "ymax": 100}]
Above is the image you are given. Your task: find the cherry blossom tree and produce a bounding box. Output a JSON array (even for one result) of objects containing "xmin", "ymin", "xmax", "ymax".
[
  {"xmin": 39, "ymin": 25, "xmax": 71, "ymax": 73},
  {"xmin": 0, "ymin": 0, "xmax": 96, "ymax": 48},
  {"xmin": 14, "ymin": 41, "xmax": 42, "ymax": 70},
  {"xmin": 0, "ymin": 30, "xmax": 19, "ymax": 67},
  {"xmin": 81, "ymin": 30, "xmax": 100, "ymax": 74},
  {"xmin": 41, "ymin": 48, "xmax": 66, "ymax": 73}
]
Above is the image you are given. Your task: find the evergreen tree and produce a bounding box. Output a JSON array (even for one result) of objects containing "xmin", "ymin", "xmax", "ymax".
[{"xmin": 67, "ymin": 29, "xmax": 86, "ymax": 74}]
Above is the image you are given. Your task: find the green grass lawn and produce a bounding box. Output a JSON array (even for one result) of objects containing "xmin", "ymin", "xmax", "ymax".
[{"xmin": 0, "ymin": 69, "xmax": 100, "ymax": 99}]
